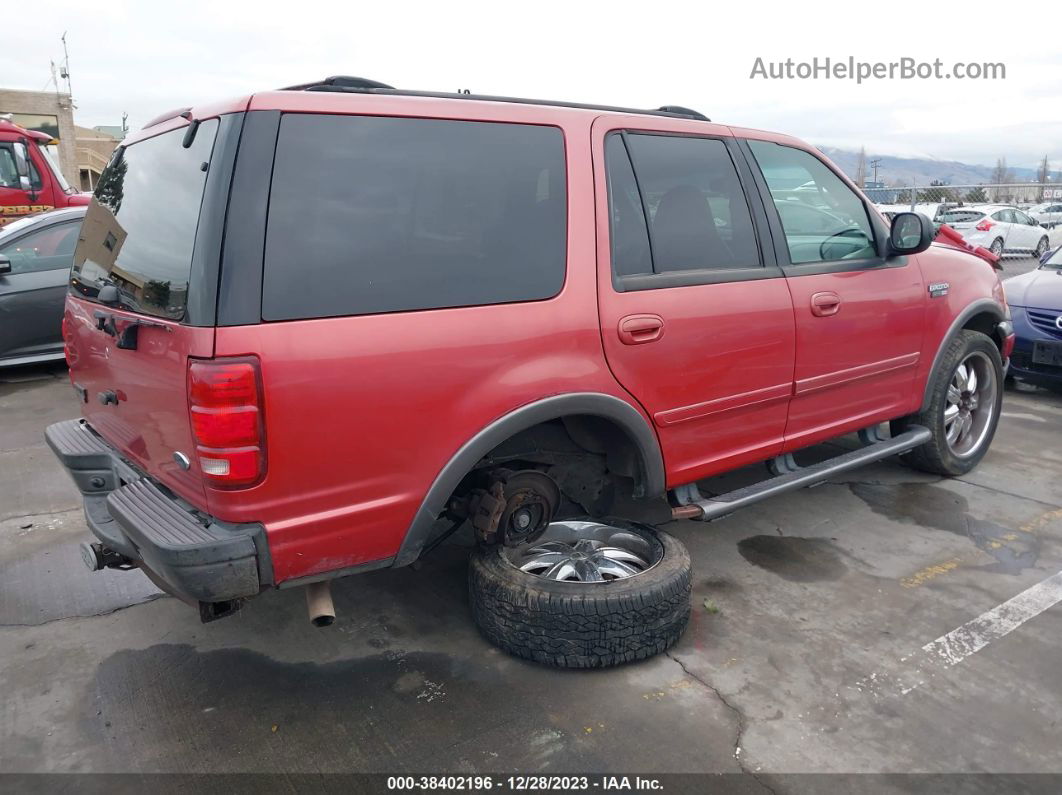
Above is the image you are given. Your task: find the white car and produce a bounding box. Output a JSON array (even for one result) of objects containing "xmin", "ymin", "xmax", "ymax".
[
  {"xmin": 875, "ymin": 202, "xmax": 958, "ymax": 224},
  {"xmin": 1027, "ymin": 202, "xmax": 1062, "ymax": 229},
  {"xmin": 938, "ymin": 204, "xmax": 1051, "ymax": 259}
]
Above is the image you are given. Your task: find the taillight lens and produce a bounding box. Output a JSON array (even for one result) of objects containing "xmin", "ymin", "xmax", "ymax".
[
  {"xmin": 187, "ymin": 358, "xmax": 265, "ymax": 487},
  {"xmin": 975, "ymin": 219, "xmax": 994, "ymax": 232},
  {"xmin": 61, "ymin": 315, "xmax": 72, "ymax": 367}
]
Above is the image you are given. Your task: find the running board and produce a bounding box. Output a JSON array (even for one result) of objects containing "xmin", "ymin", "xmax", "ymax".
[{"xmin": 673, "ymin": 425, "xmax": 932, "ymax": 522}]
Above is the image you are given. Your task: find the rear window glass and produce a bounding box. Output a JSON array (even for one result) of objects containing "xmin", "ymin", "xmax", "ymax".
[
  {"xmin": 940, "ymin": 210, "xmax": 984, "ymax": 224},
  {"xmin": 262, "ymin": 114, "xmax": 567, "ymax": 321},
  {"xmin": 71, "ymin": 120, "xmax": 218, "ymax": 320}
]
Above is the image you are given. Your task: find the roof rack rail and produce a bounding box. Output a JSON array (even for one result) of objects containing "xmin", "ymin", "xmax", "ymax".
[
  {"xmin": 279, "ymin": 77, "xmax": 710, "ymax": 122},
  {"xmin": 141, "ymin": 107, "xmax": 192, "ymax": 130},
  {"xmin": 282, "ymin": 76, "xmax": 395, "ymax": 92},
  {"xmin": 657, "ymin": 105, "xmax": 709, "ymax": 122}
]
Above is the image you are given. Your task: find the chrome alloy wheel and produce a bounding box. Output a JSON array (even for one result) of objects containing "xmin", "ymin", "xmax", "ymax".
[
  {"xmin": 504, "ymin": 520, "xmax": 659, "ymax": 583},
  {"xmin": 944, "ymin": 350, "xmax": 998, "ymax": 457}
]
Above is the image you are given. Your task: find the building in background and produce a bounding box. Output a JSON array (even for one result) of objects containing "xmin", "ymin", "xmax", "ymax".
[
  {"xmin": 0, "ymin": 88, "xmax": 77, "ymax": 186},
  {"xmin": 75, "ymin": 125, "xmax": 120, "ymax": 190}
]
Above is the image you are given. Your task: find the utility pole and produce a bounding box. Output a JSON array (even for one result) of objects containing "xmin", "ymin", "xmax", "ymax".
[{"xmin": 870, "ymin": 158, "xmax": 882, "ymax": 185}]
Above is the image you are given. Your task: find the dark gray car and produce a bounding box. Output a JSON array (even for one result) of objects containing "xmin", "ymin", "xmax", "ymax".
[{"xmin": 0, "ymin": 206, "xmax": 85, "ymax": 367}]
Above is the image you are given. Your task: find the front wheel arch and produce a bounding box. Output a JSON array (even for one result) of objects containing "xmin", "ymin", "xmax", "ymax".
[{"xmin": 920, "ymin": 300, "xmax": 1005, "ymax": 412}]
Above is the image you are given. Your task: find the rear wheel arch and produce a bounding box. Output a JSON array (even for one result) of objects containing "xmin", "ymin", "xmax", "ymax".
[
  {"xmin": 921, "ymin": 299, "xmax": 1005, "ymax": 411},
  {"xmin": 392, "ymin": 393, "xmax": 665, "ymax": 567}
]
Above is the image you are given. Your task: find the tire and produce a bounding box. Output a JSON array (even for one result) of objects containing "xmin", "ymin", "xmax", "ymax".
[
  {"xmin": 990, "ymin": 238, "xmax": 1004, "ymax": 258},
  {"xmin": 892, "ymin": 330, "xmax": 1003, "ymax": 476},
  {"xmin": 468, "ymin": 519, "xmax": 691, "ymax": 668},
  {"xmin": 1035, "ymin": 236, "xmax": 1049, "ymax": 259}
]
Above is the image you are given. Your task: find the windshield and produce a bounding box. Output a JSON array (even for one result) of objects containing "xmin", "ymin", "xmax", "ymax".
[
  {"xmin": 36, "ymin": 142, "xmax": 72, "ymax": 192},
  {"xmin": 1045, "ymin": 246, "xmax": 1062, "ymax": 268}
]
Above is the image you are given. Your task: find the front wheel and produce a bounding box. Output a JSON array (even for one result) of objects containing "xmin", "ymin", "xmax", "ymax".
[
  {"xmin": 469, "ymin": 519, "xmax": 691, "ymax": 668},
  {"xmin": 892, "ymin": 330, "xmax": 1003, "ymax": 476},
  {"xmin": 1035, "ymin": 236, "xmax": 1049, "ymax": 260}
]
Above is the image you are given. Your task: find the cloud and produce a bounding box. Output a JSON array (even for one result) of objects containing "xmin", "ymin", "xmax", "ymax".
[{"xmin": 2, "ymin": 0, "xmax": 1058, "ymax": 168}]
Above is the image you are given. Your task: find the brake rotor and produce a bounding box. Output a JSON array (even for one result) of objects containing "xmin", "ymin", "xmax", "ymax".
[{"xmin": 498, "ymin": 471, "xmax": 561, "ymax": 547}]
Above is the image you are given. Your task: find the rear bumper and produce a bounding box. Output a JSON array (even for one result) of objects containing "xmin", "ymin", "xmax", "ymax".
[{"xmin": 45, "ymin": 419, "xmax": 272, "ymax": 604}]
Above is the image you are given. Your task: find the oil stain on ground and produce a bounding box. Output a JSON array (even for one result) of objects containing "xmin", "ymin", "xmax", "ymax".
[
  {"xmin": 849, "ymin": 482, "xmax": 1039, "ymax": 575},
  {"xmin": 737, "ymin": 536, "xmax": 847, "ymax": 582},
  {"xmin": 87, "ymin": 645, "xmax": 477, "ymax": 773},
  {"xmin": 82, "ymin": 642, "xmax": 739, "ymax": 775}
]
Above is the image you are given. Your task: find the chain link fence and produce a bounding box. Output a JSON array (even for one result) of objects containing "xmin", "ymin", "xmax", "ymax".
[{"xmin": 862, "ymin": 182, "xmax": 1062, "ymax": 209}]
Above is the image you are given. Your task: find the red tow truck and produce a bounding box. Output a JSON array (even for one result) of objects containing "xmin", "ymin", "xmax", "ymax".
[{"xmin": 0, "ymin": 117, "xmax": 90, "ymax": 227}]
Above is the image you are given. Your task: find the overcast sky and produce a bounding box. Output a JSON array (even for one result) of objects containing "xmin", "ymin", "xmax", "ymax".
[{"xmin": 3, "ymin": 0, "xmax": 1059, "ymax": 169}]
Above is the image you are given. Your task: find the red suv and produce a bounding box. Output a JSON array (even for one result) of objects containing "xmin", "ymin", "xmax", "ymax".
[{"xmin": 46, "ymin": 77, "xmax": 1013, "ymax": 668}]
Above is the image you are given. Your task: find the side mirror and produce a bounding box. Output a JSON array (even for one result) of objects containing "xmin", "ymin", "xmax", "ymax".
[
  {"xmin": 888, "ymin": 212, "xmax": 934, "ymax": 256},
  {"xmin": 0, "ymin": 255, "xmax": 11, "ymax": 276}
]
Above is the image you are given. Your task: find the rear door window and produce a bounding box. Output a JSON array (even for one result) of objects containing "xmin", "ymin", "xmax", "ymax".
[
  {"xmin": 262, "ymin": 114, "xmax": 567, "ymax": 321},
  {"xmin": 71, "ymin": 120, "xmax": 219, "ymax": 320},
  {"xmin": 622, "ymin": 133, "xmax": 760, "ymax": 273}
]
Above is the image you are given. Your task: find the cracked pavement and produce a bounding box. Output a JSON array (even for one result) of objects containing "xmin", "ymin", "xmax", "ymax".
[{"xmin": 2, "ymin": 362, "xmax": 1062, "ymax": 776}]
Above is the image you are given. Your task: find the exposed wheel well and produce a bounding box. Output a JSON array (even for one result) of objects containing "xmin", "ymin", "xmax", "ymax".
[
  {"xmin": 477, "ymin": 415, "xmax": 647, "ymax": 481},
  {"xmin": 393, "ymin": 393, "xmax": 666, "ymax": 567},
  {"xmin": 962, "ymin": 311, "xmax": 1006, "ymax": 351}
]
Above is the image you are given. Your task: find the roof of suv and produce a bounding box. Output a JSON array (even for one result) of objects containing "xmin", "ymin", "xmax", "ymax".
[{"xmin": 125, "ymin": 76, "xmax": 815, "ymax": 156}]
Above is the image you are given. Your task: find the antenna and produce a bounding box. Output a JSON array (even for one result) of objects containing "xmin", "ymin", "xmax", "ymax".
[{"xmin": 60, "ymin": 32, "xmax": 73, "ymax": 100}]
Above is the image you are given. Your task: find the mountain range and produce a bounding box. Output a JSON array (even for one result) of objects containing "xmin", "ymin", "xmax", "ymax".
[{"xmin": 818, "ymin": 146, "xmax": 1060, "ymax": 188}]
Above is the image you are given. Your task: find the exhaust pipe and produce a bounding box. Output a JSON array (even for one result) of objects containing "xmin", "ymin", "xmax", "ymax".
[{"xmin": 305, "ymin": 581, "xmax": 335, "ymax": 627}]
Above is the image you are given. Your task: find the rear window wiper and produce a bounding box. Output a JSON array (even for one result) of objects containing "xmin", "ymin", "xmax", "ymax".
[{"xmin": 93, "ymin": 307, "xmax": 171, "ymax": 350}]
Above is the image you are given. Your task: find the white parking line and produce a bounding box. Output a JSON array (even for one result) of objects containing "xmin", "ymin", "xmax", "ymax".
[
  {"xmin": 919, "ymin": 570, "xmax": 1062, "ymax": 667},
  {"xmin": 856, "ymin": 570, "xmax": 1062, "ymax": 698}
]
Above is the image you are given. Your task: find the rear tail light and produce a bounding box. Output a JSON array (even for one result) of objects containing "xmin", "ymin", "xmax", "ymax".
[
  {"xmin": 975, "ymin": 219, "xmax": 994, "ymax": 232},
  {"xmin": 187, "ymin": 358, "xmax": 265, "ymax": 488}
]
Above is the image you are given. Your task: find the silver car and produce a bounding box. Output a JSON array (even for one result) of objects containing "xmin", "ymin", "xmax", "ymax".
[{"xmin": 0, "ymin": 206, "xmax": 85, "ymax": 367}]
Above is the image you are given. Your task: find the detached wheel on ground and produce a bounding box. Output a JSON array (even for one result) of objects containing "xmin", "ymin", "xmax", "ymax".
[
  {"xmin": 469, "ymin": 519, "xmax": 691, "ymax": 668},
  {"xmin": 893, "ymin": 330, "xmax": 1003, "ymax": 476}
]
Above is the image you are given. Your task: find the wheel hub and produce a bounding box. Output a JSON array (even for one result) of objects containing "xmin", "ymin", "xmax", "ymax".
[
  {"xmin": 944, "ymin": 351, "xmax": 997, "ymax": 457},
  {"xmin": 505, "ymin": 520, "xmax": 659, "ymax": 583},
  {"xmin": 497, "ymin": 471, "xmax": 561, "ymax": 547}
]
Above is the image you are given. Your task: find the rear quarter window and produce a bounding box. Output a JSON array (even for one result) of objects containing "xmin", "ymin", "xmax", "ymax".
[
  {"xmin": 262, "ymin": 114, "xmax": 567, "ymax": 321},
  {"xmin": 71, "ymin": 120, "xmax": 219, "ymax": 320}
]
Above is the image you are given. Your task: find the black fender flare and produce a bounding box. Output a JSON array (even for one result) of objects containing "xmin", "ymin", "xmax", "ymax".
[
  {"xmin": 392, "ymin": 393, "xmax": 666, "ymax": 567},
  {"xmin": 921, "ymin": 298, "xmax": 1006, "ymax": 411}
]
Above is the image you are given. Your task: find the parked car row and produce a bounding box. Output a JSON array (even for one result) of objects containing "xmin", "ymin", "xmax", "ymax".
[
  {"xmin": 1027, "ymin": 202, "xmax": 1062, "ymax": 229},
  {"xmin": 1004, "ymin": 244, "xmax": 1062, "ymax": 392},
  {"xmin": 938, "ymin": 205, "xmax": 1052, "ymax": 260},
  {"xmin": 0, "ymin": 205, "xmax": 85, "ymax": 367}
]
